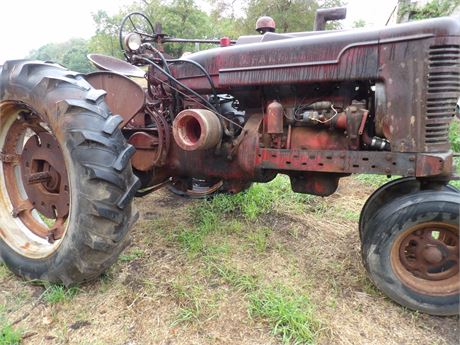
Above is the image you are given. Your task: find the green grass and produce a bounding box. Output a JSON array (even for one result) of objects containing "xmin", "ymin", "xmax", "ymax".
[
  {"xmin": 172, "ymin": 176, "xmax": 320, "ymax": 256},
  {"xmin": 119, "ymin": 248, "xmax": 145, "ymax": 263},
  {"xmin": 209, "ymin": 262, "xmax": 258, "ymax": 292},
  {"xmin": 163, "ymin": 176, "xmax": 322, "ymax": 342},
  {"xmin": 170, "ymin": 280, "xmax": 218, "ymax": 326},
  {"xmin": 0, "ymin": 323, "xmax": 21, "ymax": 345},
  {"xmin": 0, "ymin": 306, "xmax": 22, "ymax": 345},
  {"xmin": 249, "ymin": 286, "xmax": 320, "ymax": 345},
  {"xmin": 42, "ymin": 284, "xmax": 80, "ymax": 304},
  {"xmin": 197, "ymin": 175, "xmax": 319, "ymax": 221},
  {"xmin": 246, "ymin": 227, "xmax": 272, "ymax": 253}
]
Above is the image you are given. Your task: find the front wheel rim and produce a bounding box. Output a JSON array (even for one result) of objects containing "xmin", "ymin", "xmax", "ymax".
[
  {"xmin": 0, "ymin": 101, "xmax": 70, "ymax": 259},
  {"xmin": 391, "ymin": 221, "xmax": 459, "ymax": 296}
]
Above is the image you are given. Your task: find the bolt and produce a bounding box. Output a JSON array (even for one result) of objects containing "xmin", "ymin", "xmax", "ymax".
[
  {"xmin": 409, "ymin": 156, "xmax": 415, "ymax": 162},
  {"xmin": 385, "ymin": 167, "xmax": 391, "ymax": 174},
  {"xmin": 385, "ymin": 154, "xmax": 392, "ymax": 161},
  {"xmin": 407, "ymin": 168, "xmax": 415, "ymax": 175}
]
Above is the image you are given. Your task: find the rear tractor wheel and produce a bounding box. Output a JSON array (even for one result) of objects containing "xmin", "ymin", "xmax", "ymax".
[{"xmin": 0, "ymin": 60, "xmax": 139, "ymax": 285}]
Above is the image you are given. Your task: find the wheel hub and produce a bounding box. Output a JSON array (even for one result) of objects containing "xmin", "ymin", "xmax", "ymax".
[
  {"xmin": 392, "ymin": 222, "xmax": 459, "ymax": 295},
  {"xmin": 20, "ymin": 132, "xmax": 70, "ymax": 219},
  {"xmin": 1, "ymin": 105, "xmax": 70, "ymax": 243},
  {"xmin": 422, "ymin": 246, "xmax": 443, "ymax": 265}
]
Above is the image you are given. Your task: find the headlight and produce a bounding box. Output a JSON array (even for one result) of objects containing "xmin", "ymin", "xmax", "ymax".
[{"xmin": 124, "ymin": 33, "xmax": 142, "ymax": 52}]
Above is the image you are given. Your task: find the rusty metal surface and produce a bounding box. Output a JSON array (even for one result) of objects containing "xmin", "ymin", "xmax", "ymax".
[
  {"xmin": 255, "ymin": 16, "xmax": 276, "ymax": 34},
  {"xmin": 116, "ymin": 16, "xmax": 459, "ymax": 201},
  {"xmin": 85, "ymin": 71, "xmax": 145, "ymax": 127},
  {"xmin": 255, "ymin": 149, "xmax": 438, "ymax": 177},
  {"xmin": 391, "ymin": 222, "xmax": 459, "ymax": 296},
  {"xmin": 265, "ymin": 101, "xmax": 283, "ymax": 134},
  {"xmin": 1, "ymin": 105, "xmax": 69, "ymax": 242},
  {"xmin": 20, "ymin": 132, "xmax": 69, "ymax": 219},
  {"xmin": 88, "ymin": 54, "xmax": 146, "ymax": 78},
  {"xmin": 129, "ymin": 132, "xmax": 159, "ymax": 171},
  {"xmin": 170, "ymin": 17, "xmax": 460, "ymax": 92},
  {"xmin": 172, "ymin": 109, "xmax": 222, "ymax": 151}
]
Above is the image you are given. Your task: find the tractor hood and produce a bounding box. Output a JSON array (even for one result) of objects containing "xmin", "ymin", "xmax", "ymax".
[{"xmin": 171, "ymin": 16, "xmax": 460, "ymax": 92}]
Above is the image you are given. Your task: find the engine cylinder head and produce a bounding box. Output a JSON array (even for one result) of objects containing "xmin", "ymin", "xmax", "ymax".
[{"xmin": 172, "ymin": 109, "xmax": 222, "ymax": 151}]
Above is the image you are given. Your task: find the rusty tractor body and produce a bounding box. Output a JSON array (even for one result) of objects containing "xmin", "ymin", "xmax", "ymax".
[{"xmin": 0, "ymin": 8, "xmax": 459, "ymax": 315}]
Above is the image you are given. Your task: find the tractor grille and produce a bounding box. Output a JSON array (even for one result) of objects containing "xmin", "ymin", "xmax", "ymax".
[{"xmin": 425, "ymin": 45, "xmax": 460, "ymax": 147}]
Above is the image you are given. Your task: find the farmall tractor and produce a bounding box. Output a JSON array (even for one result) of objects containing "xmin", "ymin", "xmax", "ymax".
[{"xmin": 0, "ymin": 8, "xmax": 459, "ymax": 316}]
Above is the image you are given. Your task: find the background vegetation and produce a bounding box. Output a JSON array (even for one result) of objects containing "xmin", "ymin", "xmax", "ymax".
[{"xmin": 27, "ymin": 0, "xmax": 343, "ymax": 71}]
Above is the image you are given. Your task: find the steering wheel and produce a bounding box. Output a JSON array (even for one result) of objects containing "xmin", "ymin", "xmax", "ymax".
[{"xmin": 119, "ymin": 12, "xmax": 156, "ymax": 61}]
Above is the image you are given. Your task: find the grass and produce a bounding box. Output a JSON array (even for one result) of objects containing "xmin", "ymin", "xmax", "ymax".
[
  {"xmin": 354, "ymin": 174, "xmax": 398, "ymax": 188},
  {"xmin": 209, "ymin": 262, "xmax": 258, "ymax": 292},
  {"xmin": 0, "ymin": 306, "xmax": 21, "ymax": 345},
  {"xmin": 171, "ymin": 175, "xmax": 319, "ymax": 257},
  {"xmin": 208, "ymin": 260, "xmax": 320, "ymax": 344},
  {"xmin": 162, "ymin": 183, "xmax": 324, "ymax": 343},
  {"xmin": 0, "ymin": 323, "xmax": 21, "ymax": 345},
  {"xmin": 249, "ymin": 286, "xmax": 320, "ymax": 345},
  {"xmin": 42, "ymin": 284, "xmax": 80, "ymax": 304},
  {"xmin": 118, "ymin": 248, "xmax": 145, "ymax": 262},
  {"xmin": 170, "ymin": 279, "xmax": 218, "ymax": 326}
]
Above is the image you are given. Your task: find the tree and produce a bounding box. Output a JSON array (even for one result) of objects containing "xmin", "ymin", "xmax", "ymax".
[
  {"xmin": 28, "ymin": 39, "xmax": 94, "ymax": 73},
  {"xmin": 398, "ymin": 0, "xmax": 460, "ymax": 22},
  {"xmin": 88, "ymin": 10, "xmax": 125, "ymax": 59}
]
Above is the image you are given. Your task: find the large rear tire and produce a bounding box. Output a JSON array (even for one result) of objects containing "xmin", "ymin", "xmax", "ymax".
[{"xmin": 0, "ymin": 60, "xmax": 139, "ymax": 285}]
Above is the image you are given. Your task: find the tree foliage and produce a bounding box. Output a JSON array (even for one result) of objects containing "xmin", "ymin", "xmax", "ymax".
[
  {"xmin": 28, "ymin": 38, "xmax": 94, "ymax": 73},
  {"xmin": 399, "ymin": 0, "xmax": 460, "ymax": 21}
]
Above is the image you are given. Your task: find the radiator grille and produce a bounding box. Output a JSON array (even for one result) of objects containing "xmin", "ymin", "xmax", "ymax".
[{"xmin": 426, "ymin": 45, "xmax": 460, "ymax": 147}]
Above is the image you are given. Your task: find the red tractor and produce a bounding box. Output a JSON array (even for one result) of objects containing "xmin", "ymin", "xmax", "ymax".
[{"xmin": 0, "ymin": 8, "xmax": 458, "ymax": 315}]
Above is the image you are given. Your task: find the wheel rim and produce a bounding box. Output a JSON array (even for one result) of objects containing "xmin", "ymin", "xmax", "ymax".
[
  {"xmin": 0, "ymin": 101, "xmax": 70, "ymax": 258},
  {"xmin": 391, "ymin": 221, "xmax": 459, "ymax": 296}
]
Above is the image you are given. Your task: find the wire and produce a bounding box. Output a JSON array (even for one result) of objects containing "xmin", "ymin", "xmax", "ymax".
[
  {"xmin": 150, "ymin": 74, "xmax": 244, "ymax": 130},
  {"xmin": 136, "ymin": 56, "xmax": 218, "ymax": 111},
  {"xmin": 305, "ymin": 104, "xmax": 339, "ymax": 124},
  {"xmin": 167, "ymin": 58, "xmax": 218, "ymax": 102}
]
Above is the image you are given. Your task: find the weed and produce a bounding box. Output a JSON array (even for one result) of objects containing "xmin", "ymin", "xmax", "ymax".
[
  {"xmin": 249, "ymin": 286, "xmax": 320, "ymax": 345},
  {"xmin": 43, "ymin": 284, "xmax": 80, "ymax": 304},
  {"xmin": 119, "ymin": 248, "xmax": 145, "ymax": 262}
]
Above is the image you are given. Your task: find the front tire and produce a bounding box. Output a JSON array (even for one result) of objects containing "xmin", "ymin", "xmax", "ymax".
[
  {"xmin": 361, "ymin": 190, "xmax": 459, "ymax": 315},
  {"xmin": 0, "ymin": 60, "xmax": 139, "ymax": 285}
]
